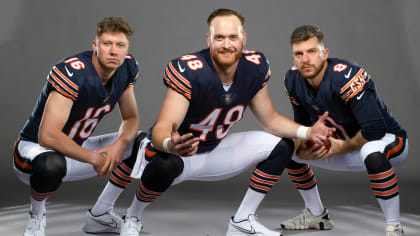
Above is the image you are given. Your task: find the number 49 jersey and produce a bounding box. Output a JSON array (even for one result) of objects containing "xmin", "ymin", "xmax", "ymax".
[
  {"xmin": 284, "ymin": 58, "xmax": 406, "ymax": 141},
  {"xmin": 20, "ymin": 50, "xmax": 139, "ymax": 145},
  {"xmin": 163, "ymin": 48, "xmax": 271, "ymax": 153}
]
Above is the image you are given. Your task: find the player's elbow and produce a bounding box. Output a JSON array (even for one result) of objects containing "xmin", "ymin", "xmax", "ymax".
[{"xmin": 38, "ymin": 129, "xmax": 56, "ymax": 148}]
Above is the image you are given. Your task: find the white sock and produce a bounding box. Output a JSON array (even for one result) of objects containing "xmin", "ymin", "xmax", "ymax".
[
  {"xmin": 126, "ymin": 196, "xmax": 151, "ymax": 219},
  {"xmin": 378, "ymin": 196, "xmax": 400, "ymax": 225},
  {"xmin": 298, "ymin": 185, "xmax": 324, "ymax": 216},
  {"xmin": 233, "ymin": 189, "xmax": 265, "ymax": 222},
  {"xmin": 91, "ymin": 182, "xmax": 125, "ymax": 215},
  {"xmin": 30, "ymin": 197, "xmax": 46, "ymax": 214}
]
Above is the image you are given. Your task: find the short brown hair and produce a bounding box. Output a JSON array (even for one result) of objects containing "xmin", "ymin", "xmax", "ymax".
[
  {"xmin": 207, "ymin": 8, "xmax": 245, "ymax": 28},
  {"xmin": 290, "ymin": 25, "xmax": 324, "ymax": 46},
  {"xmin": 96, "ymin": 17, "xmax": 133, "ymax": 38}
]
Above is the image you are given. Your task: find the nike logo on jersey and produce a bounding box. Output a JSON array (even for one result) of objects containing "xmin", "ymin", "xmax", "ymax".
[
  {"xmin": 178, "ymin": 61, "xmax": 185, "ymax": 72},
  {"xmin": 356, "ymin": 91, "xmax": 365, "ymax": 100},
  {"xmin": 65, "ymin": 66, "xmax": 74, "ymax": 77},
  {"xmin": 344, "ymin": 68, "xmax": 352, "ymax": 79}
]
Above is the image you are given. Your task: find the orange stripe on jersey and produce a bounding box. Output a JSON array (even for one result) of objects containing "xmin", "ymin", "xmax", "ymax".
[
  {"xmin": 255, "ymin": 169, "xmax": 280, "ymax": 179},
  {"xmin": 287, "ymin": 164, "xmax": 309, "ymax": 174},
  {"xmin": 340, "ymin": 68, "xmax": 364, "ymax": 93},
  {"xmin": 249, "ymin": 182, "xmax": 270, "ymax": 192},
  {"xmin": 371, "ymin": 176, "xmax": 397, "ymax": 188},
  {"xmin": 373, "ymin": 186, "xmax": 399, "ymax": 197},
  {"xmin": 165, "ymin": 67, "xmax": 191, "ymax": 95},
  {"xmin": 52, "ymin": 66, "xmax": 79, "ymax": 90},
  {"xmin": 164, "ymin": 74, "xmax": 192, "ymax": 99},
  {"xmin": 386, "ymin": 137, "xmax": 404, "ymax": 160},
  {"xmin": 369, "ymin": 168, "xmax": 394, "ymax": 180},
  {"xmin": 49, "ymin": 71, "xmax": 78, "ymax": 97},
  {"xmin": 168, "ymin": 62, "xmax": 191, "ymax": 87},
  {"xmin": 47, "ymin": 77, "xmax": 77, "ymax": 100}
]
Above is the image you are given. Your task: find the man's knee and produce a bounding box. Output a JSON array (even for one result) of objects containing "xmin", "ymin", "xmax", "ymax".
[
  {"xmin": 146, "ymin": 153, "xmax": 184, "ymax": 179},
  {"xmin": 257, "ymin": 138, "xmax": 294, "ymax": 175},
  {"xmin": 364, "ymin": 151, "xmax": 391, "ymax": 174},
  {"xmin": 30, "ymin": 152, "xmax": 66, "ymax": 192}
]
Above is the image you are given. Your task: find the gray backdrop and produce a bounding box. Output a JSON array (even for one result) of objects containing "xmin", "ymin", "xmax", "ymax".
[{"xmin": 1, "ymin": 0, "xmax": 419, "ymax": 210}]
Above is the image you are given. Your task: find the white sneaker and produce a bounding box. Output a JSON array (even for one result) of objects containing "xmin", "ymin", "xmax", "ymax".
[
  {"xmin": 120, "ymin": 216, "xmax": 143, "ymax": 236},
  {"xmin": 280, "ymin": 208, "xmax": 333, "ymax": 230},
  {"xmin": 227, "ymin": 214, "xmax": 282, "ymax": 236},
  {"xmin": 82, "ymin": 209, "xmax": 122, "ymax": 233},
  {"xmin": 385, "ymin": 224, "xmax": 404, "ymax": 236},
  {"xmin": 24, "ymin": 211, "xmax": 46, "ymax": 236}
]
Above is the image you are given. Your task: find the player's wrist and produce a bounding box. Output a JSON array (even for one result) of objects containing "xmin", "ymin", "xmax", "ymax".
[
  {"xmin": 297, "ymin": 126, "xmax": 309, "ymax": 140},
  {"xmin": 162, "ymin": 137, "xmax": 172, "ymax": 153}
]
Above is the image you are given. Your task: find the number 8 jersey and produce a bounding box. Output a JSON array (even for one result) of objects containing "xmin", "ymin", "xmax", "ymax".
[
  {"xmin": 20, "ymin": 50, "xmax": 139, "ymax": 145},
  {"xmin": 163, "ymin": 48, "xmax": 270, "ymax": 153}
]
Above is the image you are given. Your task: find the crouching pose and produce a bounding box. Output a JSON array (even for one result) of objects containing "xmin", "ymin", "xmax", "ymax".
[
  {"xmin": 280, "ymin": 25, "xmax": 408, "ymax": 236},
  {"xmin": 13, "ymin": 17, "xmax": 143, "ymax": 236},
  {"xmin": 85, "ymin": 9, "xmax": 334, "ymax": 236}
]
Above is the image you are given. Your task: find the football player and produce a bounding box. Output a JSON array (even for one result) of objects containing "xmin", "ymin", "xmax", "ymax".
[
  {"xmin": 13, "ymin": 17, "xmax": 145, "ymax": 236},
  {"xmin": 87, "ymin": 9, "xmax": 334, "ymax": 236},
  {"xmin": 281, "ymin": 25, "xmax": 408, "ymax": 236}
]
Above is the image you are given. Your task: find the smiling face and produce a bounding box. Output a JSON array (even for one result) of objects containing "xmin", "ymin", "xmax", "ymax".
[
  {"xmin": 207, "ymin": 15, "xmax": 247, "ymax": 69},
  {"xmin": 92, "ymin": 31, "xmax": 129, "ymax": 73},
  {"xmin": 291, "ymin": 36, "xmax": 328, "ymax": 80}
]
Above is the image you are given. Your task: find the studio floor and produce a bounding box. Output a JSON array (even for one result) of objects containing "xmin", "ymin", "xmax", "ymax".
[{"xmin": 1, "ymin": 171, "xmax": 419, "ymax": 235}]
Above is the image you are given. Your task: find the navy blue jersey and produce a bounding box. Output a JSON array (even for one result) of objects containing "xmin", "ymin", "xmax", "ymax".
[
  {"xmin": 163, "ymin": 48, "xmax": 270, "ymax": 153},
  {"xmin": 20, "ymin": 50, "xmax": 139, "ymax": 145},
  {"xmin": 284, "ymin": 58, "xmax": 406, "ymax": 141}
]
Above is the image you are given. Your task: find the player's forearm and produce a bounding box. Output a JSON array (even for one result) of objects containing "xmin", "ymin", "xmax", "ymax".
[
  {"xmin": 117, "ymin": 115, "xmax": 140, "ymax": 148},
  {"xmin": 38, "ymin": 131, "xmax": 95, "ymax": 164},
  {"xmin": 337, "ymin": 131, "xmax": 367, "ymax": 155},
  {"xmin": 151, "ymin": 124, "xmax": 172, "ymax": 152},
  {"xmin": 264, "ymin": 114, "xmax": 304, "ymax": 139}
]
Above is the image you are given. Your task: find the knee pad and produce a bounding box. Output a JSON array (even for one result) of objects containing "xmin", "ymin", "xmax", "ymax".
[
  {"xmin": 256, "ymin": 138, "xmax": 294, "ymax": 175},
  {"xmin": 364, "ymin": 152, "xmax": 392, "ymax": 175},
  {"xmin": 30, "ymin": 152, "xmax": 66, "ymax": 193},
  {"xmin": 147, "ymin": 153, "xmax": 184, "ymax": 179}
]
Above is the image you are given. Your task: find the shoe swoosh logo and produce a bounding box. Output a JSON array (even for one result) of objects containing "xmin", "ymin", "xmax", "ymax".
[
  {"xmin": 64, "ymin": 66, "xmax": 74, "ymax": 77},
  {"xmin": 344, "ymin": 68, "xmax": 352, "ymax": 79},
  {"xmin": 95, "ymin": 218, "xmax": 118, "ymax": 228},
  {"xmin": 177, "ymin": 61, "xmax": 185, "ymax": 72},
  {"xmin": 356, "ymin": 91, "xmax": 365, "ymax": 100},
  {"xmin": 233, "ymin": 224, "xmax": 256, "ymax": 234}
]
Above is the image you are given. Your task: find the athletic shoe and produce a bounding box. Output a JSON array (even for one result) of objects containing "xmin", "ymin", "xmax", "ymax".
[
  {"xmin": 280, "ymin": 208, "xmax": 333, "ymax": 230},
  {"xmin": 227, "ymin": 214, "xmax": 282, "ymax": 236},
  {"xmin": 120, "ymin": 216, "xmax": 143, "ymax": 236},
  {"xmin": 24, "ymin": 211, "xmax": 46, "ymax": 236},
  {"xmin": 385, "ymin": 224, "xmax": 404, "ymax": 236},
  {"xmin": 82, "ymin": 209, "xmax": 122, "ymax": 233}
]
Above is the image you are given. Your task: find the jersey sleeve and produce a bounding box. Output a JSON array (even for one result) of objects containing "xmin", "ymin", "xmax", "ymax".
[
  {"xmin": 125, "ymin": 54, "xmax": 139, "ymax": 87},
  {"xmin": 162, "ymin": 58, "xmax": 192, "ymax": 100},
  {"xmin": 284, "ymin": 70, "xmax": 311, "ymax": 126},
  {"xmin": 46, "ymin": 62, "xmax": 79, "ymax": 101},
  {"xmin": 337, "ymin": 65, "xmax": 386, "ymax": 140}
]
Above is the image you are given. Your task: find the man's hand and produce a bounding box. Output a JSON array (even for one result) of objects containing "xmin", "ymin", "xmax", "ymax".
[
  {"xmin": 295, "ymin": 139, "xmax": 330, "ymax": 160},
  {"xmin": 94, "ymin": 141, "xmax": 126, "ymax": 177},
  {"xmin": 308, "ymin": 112, "xmax": 335, "ymax": 145},
  {"xmin": 170, "ymin": 123, "xmax": 200, "ymax": 157}
]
